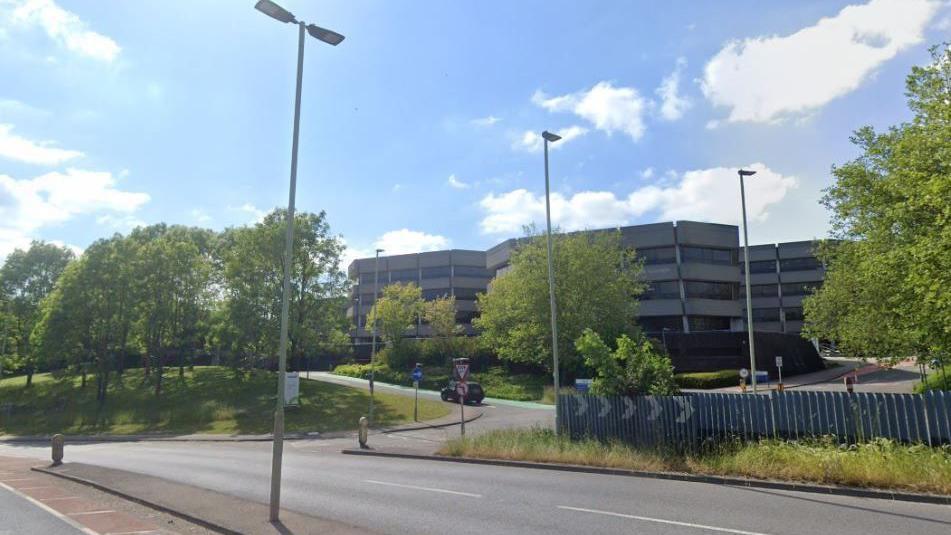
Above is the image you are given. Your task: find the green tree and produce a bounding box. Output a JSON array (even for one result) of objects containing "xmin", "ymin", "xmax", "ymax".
[
  {"xmin": 575, "ymin": 329, "xmax": 677, "ymax": 396},
  {"xmin": 423, "ymin": 295, "xmax": 461, "ymax": 365},
  {"xmin": 367, "ymin": 282, "xmax": 423, "ymax": 367},
  {"xmin": 0, "ymin": 241, "xmax": 74, "ymax": 386},
  {"xmin": 803, "ymin": 43, "xmax": 951, "ymax": 367},
  {"xmin": 474, "ymin": 228, "xmax": 643, "ymax": 374}
]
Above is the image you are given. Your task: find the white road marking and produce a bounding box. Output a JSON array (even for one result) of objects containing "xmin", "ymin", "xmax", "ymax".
[
  {"xmin": 69, "ymin": 510, "xmax": 116, "ymax": 516},
  {"xmin": 0, "ymin": 481, "xmax": 98, "ymax": 535},
  {"xmin": 364, "ymin": 479, "xmax": 482, "ymax": 498},
  {"xmin": 557, "ymin": 506, "xmax": 773, "ymax": 535}
]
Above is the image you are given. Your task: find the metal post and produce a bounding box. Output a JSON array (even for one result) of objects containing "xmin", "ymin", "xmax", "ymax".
[
  {"xmin": 269, "ymin": 20, "xmax": 305, "ymax": 523},
  {"xmin": 661, "ymin": 328, "xmax": 669, "ymax": 354},
  {"xmin": 460, "ymin": 395, "xmax": 465, "ymax": 436},
  {"xmin": 739, "ymin": 170, "xmax": 758, "ymax": 393},
  {"xmin": 369, "ymin": 249, "xmax": 381, "ymax": 424},
  {"xmin": 543, "ymin": 138, "xmax": 561, "ymax": 434},
  {"xmin": 414, "ymin": 381, "xmax": 419, "ymax": 422}
]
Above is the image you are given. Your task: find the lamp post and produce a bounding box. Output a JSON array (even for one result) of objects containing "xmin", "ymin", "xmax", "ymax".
[
  {"xmin": 542, "ymin": 130, "xmax": 562, "ymax": 433},
  {"xmin": 738, "ymin": 169, "xmax": 758, "ymax": 393},
  {"xmin": 368, "ymin": 248, "xmax": 384, "ymax": 424},
  {"xmin": 254, "ymin": 0, "xmax": 344, "ymax": 522}
]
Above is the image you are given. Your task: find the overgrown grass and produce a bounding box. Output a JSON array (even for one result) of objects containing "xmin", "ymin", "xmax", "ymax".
[
  {"xmin": 440, "ymin": 428, "xmax": 951, "ymax": 495},
  {"xmin": 0, "ymin": 366, "xmax": 449, "ymax": 436},
  {"xmin": 333, "ymin": 364, "xmax": 549, "ymax": 402},
  {"xmin": 674, "ymin": 369, "xmax": 739, "ymax": 389},
  {"xmin": 915, "ymin": 370, "xmax": 951, "ymax": 393}
]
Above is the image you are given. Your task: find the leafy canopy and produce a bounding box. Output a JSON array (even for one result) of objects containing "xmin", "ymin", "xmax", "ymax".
[{"xmin": 575, "ymin": 329, "xmax": 677, "ymax": 396}]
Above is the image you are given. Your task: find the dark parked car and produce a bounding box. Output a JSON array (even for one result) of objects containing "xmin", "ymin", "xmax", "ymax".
[{"xmin": 440, "ymin": 381, "xmax": 484, "ymax": 405}]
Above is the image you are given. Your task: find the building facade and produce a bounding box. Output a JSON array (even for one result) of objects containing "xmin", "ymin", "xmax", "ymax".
[{"xmin": 347, "ymin": 221, "xmax": 825, "ymax": 353}]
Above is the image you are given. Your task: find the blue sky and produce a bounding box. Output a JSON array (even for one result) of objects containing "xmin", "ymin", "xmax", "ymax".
[{"xmin": 1, "ymin": 0, "xmax": 948, "ymax": 264}]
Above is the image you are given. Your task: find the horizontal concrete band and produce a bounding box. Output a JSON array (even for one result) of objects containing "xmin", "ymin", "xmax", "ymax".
[{"xmin": 340, "ymin": 449, "xmax": 951, "ymax": 506}]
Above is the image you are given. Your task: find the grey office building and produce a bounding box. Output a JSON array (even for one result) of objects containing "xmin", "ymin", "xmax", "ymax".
[{"xmin": 347, "ymin": 221, "xmax": 825, "ymax": 354}]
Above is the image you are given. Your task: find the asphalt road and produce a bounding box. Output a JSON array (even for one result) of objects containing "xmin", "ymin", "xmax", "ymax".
[
  {"xmin": 0, "ymin": 485, "xmax": 83, "ymax": 534},
  {"xmin": 0, "ymin": 440, "xmax": 948, "ymax": 535}
]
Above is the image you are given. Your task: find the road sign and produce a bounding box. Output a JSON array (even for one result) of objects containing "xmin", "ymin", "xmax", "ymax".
[
  {"xmin": 456, "ymin": 382, "xmax": 469, "ymax": 397},
  {"xmin": 284, "ymin": 372, "xmax": 300, "ymax": 406},
  {"xmin": 775, "ymin": 356, "xmax": 783, "ymax": 367},
  {"xmin": 411, "ymin": 367, "xmax": 423, "ymax": 382},
  {"xmin": 739, "ymin": 368, "xmax": 749, "ymax": 379},
  {"xmin": 454, "ymin": 364, "xmax": 469, "ymax": 382}
]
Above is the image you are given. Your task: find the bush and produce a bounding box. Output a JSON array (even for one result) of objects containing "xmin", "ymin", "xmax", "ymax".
[
  {"xmin": 915, "ymin": 370, "xmax": 951, "ymax": 393},
  {"xmin": 331, "ymin": 363, "xmax": 549, "ymax": 401},
  {"xmin": 575, "ymin": 329, "xmax": 678, "ymax": 396},
  {"xmin": 675, "ymin": 370, "xmax": 739, "ymax": 389}
]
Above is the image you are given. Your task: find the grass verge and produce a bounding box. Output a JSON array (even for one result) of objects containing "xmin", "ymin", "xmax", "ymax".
[
  {"xmin": 0, "ymin": 366, "xmax": 449, "ymax": 436},
  {"xmin": 333, "ymin": 364, "xmax": 549, "ymax": 402},
  {"xmin": 439, "ymin": 428, "xmax": 951, "ymax": 495},
  {"xmin": 914, "ymin": 370, "xmax": 951, "ymax": 393},
  {"xmin": 674, "ymin": 370, "xmax": 739, "ymax": 389}
]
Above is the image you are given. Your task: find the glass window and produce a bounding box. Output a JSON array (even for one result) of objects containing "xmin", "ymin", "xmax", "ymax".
[
  {"xmin": 421, "ymin": 266, "xmax": 451, "ymax": 279},
  {"xmin": 684, "ymin": 280, "xmax": 736, "ymax": 300},
  {"xmin": 456, "ymin": 311, "xmax": 478, "ymax": 324},
  {"xmin": 680, "ymin": 246, "xmax": 735, "ymax": 265},
  {"xmin": 454, "ymin": 265, "xmax": 491, "ymax": 278},
  {"xmin": 453, "ymin": 287, "xmax": 482, "ymax": 300},
  {"xmin": 784, "ymin": 307, "xmax": 804, "ymax": 321},
  {"xmin": 780, "ymin": 257, "xmax": 821, "ymax": 272},
  {"xmin": 421, "ymin": 288, "xmax": 451, "ymax": 300},
  {"xmin": 642, "ymin": 280, "xmax": 680, "ymax": 300},
  {"xmin": 638, "ymin": 316, "xmax": 683, "ymax": 332},
  {"xmin": 750, "ymin": 308, "xmax": 781, "ymax": 321},
  {"xmin": 638, "ymin": 247, "xmax": 677, "ymax": 265},
  {"xmin": 739, "ymin": 283, "xmax": 778, "ymax": 298},
  {"xmin": 390, "ymin": 269, "xmax": 418, "ymax": 283},
  {"xmin": 747, "ymin": 260, "xmax": 776, "ymax": 274},
  {"xmin": 688, "ymin": 316, "xmax": 731, "ymax": 331},
  {"xmin": 781, "ymin": 282, "xmax": 820, "ymax": 296},
  {"xmin": 359, "ymin": 273, "xmax": 377, "ymax": 284}
]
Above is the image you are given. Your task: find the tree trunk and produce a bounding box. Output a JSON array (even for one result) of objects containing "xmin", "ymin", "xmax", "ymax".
[{"xmin": 25, "ymin": 365, "xmax": 33, "ymax": 388}]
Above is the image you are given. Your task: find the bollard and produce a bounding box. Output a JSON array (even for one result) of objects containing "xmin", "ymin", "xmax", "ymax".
[
  {"xmin": 51, "ymin": 434, "xmax": 64, "ymax": 466},
  {"xmin": 844, "ymin": 375, "xmax": 855, "ymax": 394},
  {"xmin": 739, "ymin": 378, "xmax": 747, "ymax": 394},
  {"xmin": 358, "ymin": 416, "xmax": 369, "ymax": 449}
]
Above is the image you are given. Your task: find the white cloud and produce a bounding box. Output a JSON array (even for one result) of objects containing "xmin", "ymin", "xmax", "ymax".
[
  {"xmin": 640, "ymin": 167, "xmax": 654, "ymax": 179},
  {"xmin": 532, "ymin": 82, "xmax": 648, "ymax": 141},
  {"xmin": 341, "ymin": 229, "xmax": 452, "ymax": 267},
  {"xmin": 190, "ymin": 208, "xmax": 212, "ymax": 224},
  {"xmin": 702, "ymin": 0, "xmax": 940, "ymax": 123},
  {"xmin": 8, "ymin": 0, "xmax": 121, "ymax": 62},
  {"xmin": 96, "ymin": 213, "xmax": 145, "ymax": 231},
  {"xmin": 447, "ymin": 174, "xmax": 470, "ymax": 189},
  {"xmin": 235, "ymin": 203, "xmax": 267, "ymax": 224},
  {"xmin": 512, "ymin": 125, "xmax": 588, "ymax": 153},
  {"xmin": 656, "ymin": 57, "xmax": 691, "ymax": 120},
  {"xmin": 0, "ymin": 123, "xmax": 83, "ymax": 165},
  {"xmin": 471, "ymin": 115, "xmax": 501, "ymax": 126},
  {"xmin": 0, "ymin": 168, "xmax": 150, "ymax": 257},
  {"xmin": 479, "ymin": 163, "xmax": 798, "ymax": 234}
]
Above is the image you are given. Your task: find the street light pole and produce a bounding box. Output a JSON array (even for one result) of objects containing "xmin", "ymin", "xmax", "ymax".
[
  {"xmin": 254, "ymin": 0, "xmax": 344, "ymax": 523},
  {"xmin": 542, "ymin": 130, "xmax": 562, "ymax": 433},
  {"xmin": 369, "ymin": 248, "xmax": 383, "ymax": 424},
  {"xmin": 738, "ymin": 169, "xmax": 758, "ymax": 393}
]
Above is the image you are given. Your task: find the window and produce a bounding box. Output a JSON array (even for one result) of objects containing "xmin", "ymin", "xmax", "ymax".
[
  {"xmin": 780, "ymin": 257, "xmax": 821, "ymax": 272},
  {"xmin": 453, "ymin": 287, "xmax": 482, "ymax": 300},
  {"xmin": 747, "ymin": 260, "xmax": 776, "ymax": 274},
  {"xmin": 454, "ymin": 265, "xmax": 491, "ymax": 278},
  {"xmin": 639, "ymin": 316, "xmax": 683, "ymax": 332},
  {"xmin": 781, "ymin": 282, "xmax": 820, "ymax": 296},
  {"xmin": 739, "ymin": 284, "xmax": 778, "ymax": 298},
  {"xmin": 389, "ymin": 269, "xmax": 418, "ymax": 283},
  {"xmin": 421, "ymin": 266, "xmax": 451, "ymax": 279},
  {"xmin": 680, "ymin": 246, "xmax": 735, "ymax": 265},
  {"xmin": 422, "ymin": 288, "xmax": 451, "ymax": 300},
  {"xmin": 638, "ymin": 247, "xmax": 677, "ymax": 265},
  {"xmin": 750, "ymin": 308, "xmax": 781, "ymax": 321},
  {"xmin": 642, "ymin": 280, "xmax": 680, "ymax": 300},
  {"xmin": 688, "ymin": 316, "xmax": 731, "ymax": 331},
  {"xmin": 456, "ymin": 311, "xmax": 478, "ymax": 324},
  {"xmin": 359, "ymin": 273, "xmax": 377, "ymax": 285},
  {"xmin": 684, "ymin": 280, "xmax": 736, "ymax": 300},
  {"xmin": 784, "ymin": 307, "xmax": 804, "ymax": 321}
]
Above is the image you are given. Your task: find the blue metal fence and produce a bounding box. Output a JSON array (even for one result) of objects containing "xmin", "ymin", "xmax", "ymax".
[{"xmin": 558, "ymin": 390, "xmax": 951, "ymax": 449}]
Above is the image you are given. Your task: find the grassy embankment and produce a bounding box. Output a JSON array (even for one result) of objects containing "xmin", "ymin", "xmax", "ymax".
[
  {"xmin": 334, "ymin": 364, "xmax": 551, "ymax": 402},
  {"xmin": 0, "ymin": 366, "xmax": 449, "ymax": 436},
  {"xmin": 441, "ymin": 428, "xmax": 951, "ymax": 495}
]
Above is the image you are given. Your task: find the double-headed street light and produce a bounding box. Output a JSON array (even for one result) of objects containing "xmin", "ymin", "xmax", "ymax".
[
  {"xmin": 541, "ymin": 130, "xmax": 562, "ymax": 434},
  {"xmin": 738, "ymin": 168, "xmax": 758, "ymax": 393},
  {"xmin": 254, "ymin": 0, "xmax": 344, "ymax": 522}
]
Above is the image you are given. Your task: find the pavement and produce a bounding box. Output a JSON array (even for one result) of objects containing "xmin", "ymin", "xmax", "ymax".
[
  {"xmin": 0, "ymin": 441, "xmax": 948, "ymax": 535},
  {"xmin": 701, "ymin": 358, "xmax": 928, "ymax": 394}
]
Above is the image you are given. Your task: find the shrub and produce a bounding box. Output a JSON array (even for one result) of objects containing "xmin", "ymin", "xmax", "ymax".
[
  {"xmin": 914, "ymin": 370, "xmax": 951, "ymax": 393},
  {"xmin": 575, "ymin": 329, "xmax": 678, "ymax": 396},
  {"xmin": 675, "ymin": 370, "xmax": 740, "ymax": 389}
]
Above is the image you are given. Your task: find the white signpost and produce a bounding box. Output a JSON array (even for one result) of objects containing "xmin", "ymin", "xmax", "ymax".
[
  {"xmin": 775, "ymin": 356, "xmax": 784, "ymax": 391},
  {"xmin": 284, "ymin": 372, "xmax": 300, "ymax": 407},
  {"xmin": 453, "ymin": 359, "xmax": 470, "ymax": 436}
]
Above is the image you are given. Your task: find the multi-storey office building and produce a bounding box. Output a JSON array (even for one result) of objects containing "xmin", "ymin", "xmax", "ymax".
[{"xmin": 347, "ymin": 221, "xmax": 825, "ymax": 355}]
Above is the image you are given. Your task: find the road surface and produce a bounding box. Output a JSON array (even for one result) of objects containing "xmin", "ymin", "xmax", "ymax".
[
  {"xmin": 0, "ymin": 440, "xmax": 947, "ymax": 535},
  {"xmin": 0, "ymin": 485, "xmax": 84, "ymax": 534}
]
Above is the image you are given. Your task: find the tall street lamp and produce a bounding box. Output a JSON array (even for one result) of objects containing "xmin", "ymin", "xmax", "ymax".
[
  {"xmin": 254, "ymin": 0, "xmax": 344, "ymax": 522},
  {"xmin": 738, "ymin": 169, "xmax": 758, "ymax": 393},
  {"xmin": 368, "ymin": 248, "xmax": 384, "ymax": 424},
  {"xmin": 542, "ymin": 130, "xmax": 562, "ymax": 433}
]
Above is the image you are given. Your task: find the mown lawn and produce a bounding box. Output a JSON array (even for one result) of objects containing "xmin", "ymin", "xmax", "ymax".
[
  {"xmin": 440, "ymin": 428, "xmax": 951, "ymax": 495},
  {"xmin": 0, "ymin": 366, "xmax": 449, "ymax": 436}
]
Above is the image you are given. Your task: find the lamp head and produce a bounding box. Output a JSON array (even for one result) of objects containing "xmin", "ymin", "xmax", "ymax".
[
  {"xmin": 541, "ymin": 131, "xmax": 562, "ymax": 142},
  {"xmin": 307, "ymin": 24, "xmax": 345, "ymax": 45},
  {"xmin": 375, "ymin": 248, "xmax": 384, "ymax": 254},
  {"xmin": 254, "ymin": 0, "xmax": 296, "ymax": 23},
  {"xmin": 738, "ymin": 169, "xmax": 757, "ymax": 177}
]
